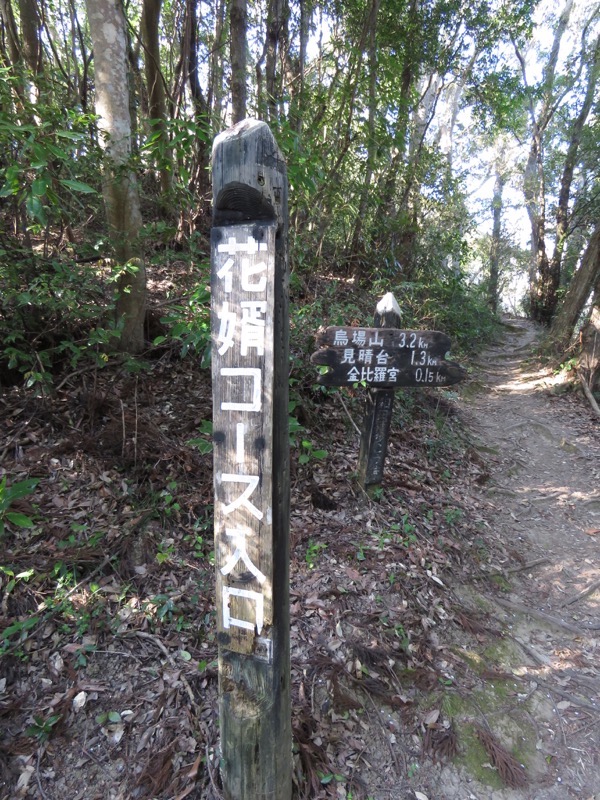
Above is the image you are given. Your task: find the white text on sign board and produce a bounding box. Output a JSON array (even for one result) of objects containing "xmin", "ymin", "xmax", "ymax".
[{"xmin": 212, "ymin": 227, "xmax": 277, "ymax": 658}]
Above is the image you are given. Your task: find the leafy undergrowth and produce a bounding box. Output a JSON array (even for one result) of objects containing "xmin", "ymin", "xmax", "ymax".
[{"xmin": 0, "ymin": 277, "xmax": 511, "ymax": 800}]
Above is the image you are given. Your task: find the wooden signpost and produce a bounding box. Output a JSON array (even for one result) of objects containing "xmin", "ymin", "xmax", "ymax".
[
  {"xmin": 211, "ymin": 120, "xmax": 291, "ymax": 800},
  {"xmin": 311, "ymin": 292, "xmax": 466, "ymax": 490}
]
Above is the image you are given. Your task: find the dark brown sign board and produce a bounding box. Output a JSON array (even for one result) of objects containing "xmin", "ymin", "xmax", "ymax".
[
  {"xmin": 211, "ymin": 119, "xmax": 291, "ymax": 799},
  {"xmin": 311, "ymin": 326, "xmax": 466, "ymax": 388},
  {"xmin": 310, "ymin": 294, "xmax": 466, "ymax": 490},
  {"xmin": 315, "ymin": 326, "xmax": 451, "ymax": 352}
]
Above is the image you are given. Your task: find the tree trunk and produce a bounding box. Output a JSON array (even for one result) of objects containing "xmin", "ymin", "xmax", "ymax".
[
  {"xmin": 294, "ymin": 0, "xmax": 309, "ymax": 135},
  {"xmin": 67, "ymin": 0, "xmax": 92, "ymax": 110},
  {"xmin": 548, "ymin": 35, "xmax": 599, "ymax": 309},
  {"xmin": 85, "ymin": 0, "xmax": 146, "ymax": 354},
  {"xmin": 230, "ymin": 0, "xmax": 247, "ymax": 123},
  {"xmin": 265, "ymin": 0, "xmax": 282, "ymax": 121},
  {"xmin": 579, "ymin": 304, "xmax": 600, "ymax": 394},
  {"xmin": 185, "ymin": 0, "xmax": 207, "ymax": 118},
  {"xmin": 350, "ymin": 0, "xmax": 379, "ymax": 264},
  {"xmin": 0, "ymin": 0, "xmax": 27, "ymax": 106},
  {"xmin": 549, "ymin": 221, "xmax": 600, "ymax": 352},
  {"xmin": 175, "ymin": 0, "xmax": 210, "ymax": 199},
  {"xmin": 141, "ymin": 0, "xmax": 172, "ymax": 199},
  {"xmin": 524, "ymin": 129, "xmax": 553, "ymax": 324},
  {"xmin": 0, "ymin": 0, "xmax": 21, "ymax": 67},
  {"xmin": 17, "ymin": 0, "xmax": 42, "ymax": 75},
  {"xmin": 513, "ymin": 0, "xmax": 574, "ymax": 325},
  {"xmin": 489, "ymin": 168, "xmax": 505, "ymax": 313},
  {"xmin": 207, "ymin": 0, "xmax": 227, "ymax": 133}
]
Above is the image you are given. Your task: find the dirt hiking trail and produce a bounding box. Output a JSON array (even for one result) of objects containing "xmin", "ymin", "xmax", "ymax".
[{"xmin": 423, "ymin": 317, "xmax": 600, "ymax": 800}]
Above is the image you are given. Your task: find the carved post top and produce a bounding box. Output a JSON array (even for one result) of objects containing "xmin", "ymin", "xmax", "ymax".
[
  {"xmin": 212, "ymin": 118, "xmax": 270, "ymax": 148},
  {"xmin": 211, "ymin": 118, "xmax": 288, "ymax": 230},
  {"xmin": 375, "ymin": 292, "xmax": 401, "ymax": 328}
]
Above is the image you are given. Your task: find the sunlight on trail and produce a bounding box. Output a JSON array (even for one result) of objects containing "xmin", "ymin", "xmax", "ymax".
[{"xmin": 495, "ymin": 369, "xmax": 566, "ymax": 394}]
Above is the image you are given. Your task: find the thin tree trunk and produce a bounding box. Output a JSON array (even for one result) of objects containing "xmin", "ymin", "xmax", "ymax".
[
  {"xmin": 350, "ymin": 0, "xmax": 379, "ymax": 262},
  {"xmin": 0, "ymin": 0, "xmax": 21, "ymax": 67},
  {"xmin": 207, "ymin": 0, "xmax": 227, "ymax": 133},
  {"xmin": 376, "ymin": 0, "xmax": 419, "ymax": 264},
  {"xmin": 579, "ymin": 304, "xmax": 600, "ymax": 394},
  {"xmin": 185, "ymin": 0, "xmax": 207, "ymax": 118},
  {"xmin": 513, "ymin": 0, "xmax": 575, "ymax": 324},
  {"xmin": 85, "ymin": 0, "xmax": 146, "ymax": 354},
  {"xmin": 295, "ymin": 0, "xmax": 309, "ymax": 135},
  {"xmin": 312, "ymin": 11, "xmax": 372, "ymax": 253},
  {"xmin": 17, "ymin": 0, "xmax": 42, "ymax": 75},
  {"xmin": 0, "ymin": 0, "xmax": 26, "ymax": 105},
  {"xmin": 549, "ymin": 222, "xmax": 600, "ymax": 352},
  {"xmin": 230, "ymin": 0, "xmax": 247, "ymax": 123},
  {"xmin": 549, "ymin": 34, "xmax": 599, "ymax": 294},
  {"xmin": 489, "ymin": 168, "xmax": 506, "ymax": 313},
  {"xmin": 176, "ymin": 0, "xmax": 210, "ymax": 198},
  {"xmin": 141, "ymin": 0, "xmax": 172, "ymax": 199},
  {"xmin": 265, "ymin": 0, "xmax": 283, "ymax": 121},
  {"xmin": 67, "ymin": 0, "xmax": 91, "ymax": 109}
]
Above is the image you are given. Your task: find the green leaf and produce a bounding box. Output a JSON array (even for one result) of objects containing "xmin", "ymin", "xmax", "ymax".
[
  {"xmin": 31, "ymin": 177, "xmax": 48, "ymax": 197},
  {"xmin": 6, "ymin": 512, "xmax": 34, "ymax": 529},
  {"xmin": 288, "ymin": 417, "xmax": 304, "ymax": 434},
  {"xmin": 55, "ymin": 130, "xmax": 86, "ymax": 141},
  {"xmin": 2, "ymin": 478, "xmax": 38, "ymax": 502},
  {"xmin": 60, "ymin": 179, "xmax": 97, "ymax": 194},
  {"xmin": 26, "ymin": 194, "xmax": 47, "ymax": 225},
  {"xmin": 0, "ymin": 182, "xmax": 17, "ymax": 197},
  {"xmin": 107, "ymin": 711, "xmax": 122, "ymax": 723},
  {"xmin": 187, "ymin": 438, "xmax": 213, "ymax": 454},
  {"xmin": 1, "ymin": 615, "xmax": 38, "ymax": 639}
]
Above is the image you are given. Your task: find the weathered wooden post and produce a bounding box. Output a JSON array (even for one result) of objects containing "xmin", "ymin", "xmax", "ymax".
[
  {"xmin": 311, "ymin": 292, "xmax": 466, "ymax": 491},
  {"xmin": 211, "ymin": 119, "xmax": 291, "ymax": 800},
  {"xmin": 357, "ymin": 292, "xmax": 401, "ymax": 492}
]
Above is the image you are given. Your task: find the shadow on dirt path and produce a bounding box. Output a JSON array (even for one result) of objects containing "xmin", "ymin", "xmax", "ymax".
[{"xmin": 423, "ymin": 317, "xmax": 600, "ymax": 800}]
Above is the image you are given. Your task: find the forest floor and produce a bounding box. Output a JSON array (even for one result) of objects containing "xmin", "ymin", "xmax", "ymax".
[{"xmin": 1, "ymin": 314, "xmax": 599, "ymax": 800}]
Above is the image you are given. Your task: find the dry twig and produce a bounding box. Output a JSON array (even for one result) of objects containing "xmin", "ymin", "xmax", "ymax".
[
  {"xmin": 505, "ymin": 557, "xmax": 550, "ymax": 574},
  {"xmin": 495, "ymin": 597, "xmax": 585, "ymax": 636},
  {"xmin": 579, "ymin": 373, "xmax": 600, "ymax": 418},
  {"xmin": 561, "ymin": 578, "xmax": 600, "ymax": 607}
]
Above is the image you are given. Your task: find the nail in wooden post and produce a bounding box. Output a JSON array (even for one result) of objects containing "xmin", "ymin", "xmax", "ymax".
[
  {"xmin": 211, "ymin": 119, "xmax": 291, "ymax": 800},
  {"xmin": 357, "ymin": 292, "xmax": 402, "ymax": 492}
]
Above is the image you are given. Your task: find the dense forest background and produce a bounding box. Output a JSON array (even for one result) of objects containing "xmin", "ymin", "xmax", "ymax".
[{"xmin": 0, "ymin": 0, "xmax": 598, "ymax": 381}]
